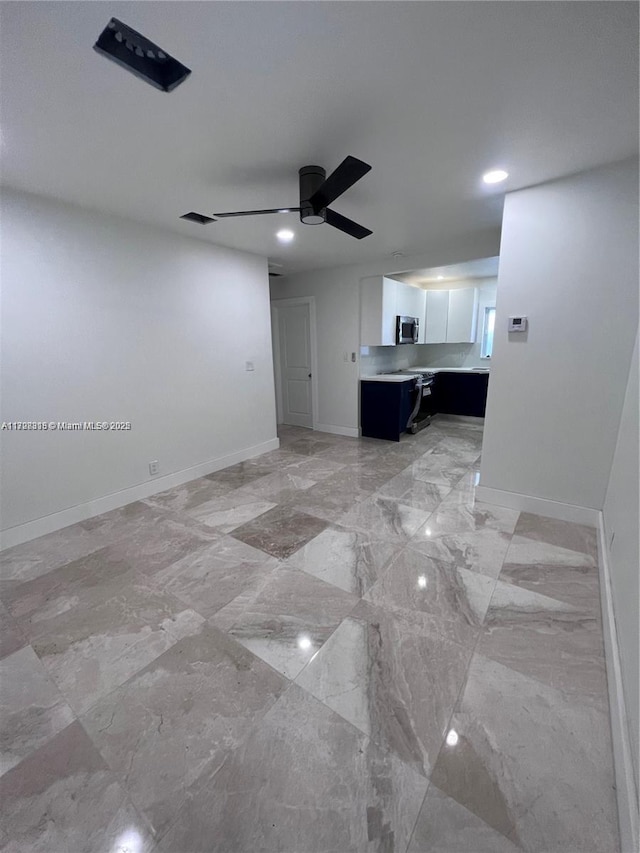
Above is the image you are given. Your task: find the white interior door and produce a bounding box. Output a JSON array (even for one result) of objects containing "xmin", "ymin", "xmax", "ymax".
[{"xmin": 278, "ymin": 303, "xmax": 313, "ymax": 427}]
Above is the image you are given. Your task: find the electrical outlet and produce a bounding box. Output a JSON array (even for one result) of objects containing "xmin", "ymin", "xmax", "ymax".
[{"xmin": 149, "ymin": 460, "xmax": 159, "ymax": 475}]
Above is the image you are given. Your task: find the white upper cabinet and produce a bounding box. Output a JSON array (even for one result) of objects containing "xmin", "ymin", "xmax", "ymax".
[
  {"xmin": 361, "ymin": 278, "xmax": 477, "ymax": 346},
  {"xmin": 360, "ymin": 277, "xmax": 427, "ymax": 346},
  {"xmin": 446, "ymin": 287, "xmax": 478, "ymax": 342},
  {"xmin": 396, "ymin": 284, "xmax": 426, "ymax": 343},
  {"xmin": 424, "ymin": 287, "xmax": 478, "ymax": 343},
  {"xmin": 360, "ymin": 276, "xmax": 397, "ymax": 346},
  {"xmin": 424, "ymin": 290, "xmax": 449, "ymax": 343}
]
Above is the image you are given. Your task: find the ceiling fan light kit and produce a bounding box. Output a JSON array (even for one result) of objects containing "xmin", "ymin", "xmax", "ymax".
[
  {"xmin": 299, "ymin": 165, "xmax": 328, "ymax": 224},
  {"xmin": 181, "ymin": 156, "xmax": 373, "ymax": 240}
]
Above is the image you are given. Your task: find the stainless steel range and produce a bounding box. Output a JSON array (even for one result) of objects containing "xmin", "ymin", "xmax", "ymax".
[{"xmin": 387, "ymin": 370, "xmax": 435, "ymax": 433}]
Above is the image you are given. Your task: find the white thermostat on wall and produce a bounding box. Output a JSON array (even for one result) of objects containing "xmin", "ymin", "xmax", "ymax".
[{"xmin": 508, "ymin": 316, "xmax": 528, "ymax": 332}]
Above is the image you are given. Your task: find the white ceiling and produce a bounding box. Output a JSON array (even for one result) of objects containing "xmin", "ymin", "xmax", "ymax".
[
  {"xmin": 389, "ymin": 256, "xmax": 500, "ymax": 289},
  {"xmin": 1, "ymin": 2, "xmax": 638, "ymax": 275}
]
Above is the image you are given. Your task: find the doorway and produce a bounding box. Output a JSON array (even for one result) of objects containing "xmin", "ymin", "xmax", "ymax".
[{"xmin": 271, "ymin": 296, "xmax": 318, "ymax": 429}]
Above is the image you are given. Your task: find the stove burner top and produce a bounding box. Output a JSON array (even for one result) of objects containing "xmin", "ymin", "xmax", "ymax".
[{"xmin": 398, "ymin": 369, "xmax": 435, "ymax": 382}]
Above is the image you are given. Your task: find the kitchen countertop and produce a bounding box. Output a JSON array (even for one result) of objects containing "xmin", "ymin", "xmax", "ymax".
[
  {"xmin": 410, "ymin": 366, "xmax": 490, "ymax": 374},
  {"xmin": 360, "ymin": 374, "xmax": 415, "ymax": 383},
  {"xmin": 361, "ymin": 367, "xmax": 490, "ymax": 382}
]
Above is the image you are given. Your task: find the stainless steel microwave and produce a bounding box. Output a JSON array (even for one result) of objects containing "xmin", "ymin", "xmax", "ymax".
[{"xmin": 396, "ymin": 315, "xmax": 419, "ymax": 345}]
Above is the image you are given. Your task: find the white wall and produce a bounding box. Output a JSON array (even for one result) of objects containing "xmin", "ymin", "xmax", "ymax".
[
  {"xmin": 480, "ymin": 158, "xmax": 639, "ymax": 509},
  {"xmin": 603, "ymin": 330, "xmax": 639, "ymax": 796},
  {"xmin": 272, "ymin": 265, "xmax": 361, "ymax": 434},
  {"xmin": 1, "ymin": 189, "xmax": 277, "ymax": 540},
  {"xmin": 270, "ymin": 229, "xmax": 501, "ymax": 434}
]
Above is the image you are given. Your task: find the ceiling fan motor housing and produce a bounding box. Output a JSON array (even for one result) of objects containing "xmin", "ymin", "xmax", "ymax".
[{"xmin": 299, "ymin": 166, "xmax": 327, "ymax": 224}]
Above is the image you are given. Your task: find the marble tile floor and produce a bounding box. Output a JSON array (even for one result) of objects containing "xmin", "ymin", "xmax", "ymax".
[{"xmin": 0, "ymin": 419, "xmax": 619, "ymax": 852}]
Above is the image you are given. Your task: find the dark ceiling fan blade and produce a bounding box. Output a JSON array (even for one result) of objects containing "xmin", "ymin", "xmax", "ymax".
[
  {"xmin": 325, "ymin": 208, "xmax": 372, "ymax": 240},
  {"xmin": 212, "ymin": 207, "xmax": 300, "ymax": 218},
  {"xmin": 308, "ymin": 156, "xmax": 371, "ymax": 213}
]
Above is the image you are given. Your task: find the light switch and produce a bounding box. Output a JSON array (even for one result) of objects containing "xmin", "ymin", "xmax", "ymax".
[{"xmin": 245, "ymin": 361, "xmax": 255, "ymax": 371}]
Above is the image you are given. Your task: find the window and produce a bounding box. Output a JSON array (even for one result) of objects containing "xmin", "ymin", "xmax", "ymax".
[{"xmin": 481, "ymin": 307, "xmax": 495, "ymax": 358}]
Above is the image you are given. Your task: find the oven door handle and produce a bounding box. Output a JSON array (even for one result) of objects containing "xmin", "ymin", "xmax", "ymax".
[{"xmin": 407, "ymin": 379, "xmax": 422, "ymax": 429}]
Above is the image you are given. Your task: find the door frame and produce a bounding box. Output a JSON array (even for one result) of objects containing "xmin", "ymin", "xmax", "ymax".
[{"xmin": 270, "ymin": 296, "xmax": 319, "ymax": 430}]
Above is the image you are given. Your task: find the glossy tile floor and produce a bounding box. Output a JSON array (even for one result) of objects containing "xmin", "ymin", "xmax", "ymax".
[{"xmin": 0, "ymin": 418, "xmax": 619, "ymax": 852}]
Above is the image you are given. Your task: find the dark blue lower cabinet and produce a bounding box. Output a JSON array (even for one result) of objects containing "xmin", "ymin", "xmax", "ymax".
[
  {"xmin": 435, "ymin": 372, "xmax": 489, "ymax": 417},
  {"xmin": 361, "ymin": 380, "xmax": 415, "ymax": 441},
  {"xmin": 361, "ymin": 374, "xmax": 489, "ymax": 441}
]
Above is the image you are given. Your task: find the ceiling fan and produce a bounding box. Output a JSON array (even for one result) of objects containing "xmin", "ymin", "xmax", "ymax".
[{"xmin": 181, "ymin": 156, "xmax": 373, "ymax": 239}]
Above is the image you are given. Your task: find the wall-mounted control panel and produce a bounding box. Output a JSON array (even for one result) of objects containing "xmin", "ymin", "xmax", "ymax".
[{"xmin": 508, "ymin": 316, "xmax": 528, "ymax": 332}]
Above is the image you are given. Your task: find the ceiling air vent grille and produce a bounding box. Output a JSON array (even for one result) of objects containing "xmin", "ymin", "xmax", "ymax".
[
  {"xmin": 180, "ymin": 212, "xmax": 215, "ymax": 225},
  {"xmin": 94, "ymin": 18, "xmax": 191, "ymax": 92}
]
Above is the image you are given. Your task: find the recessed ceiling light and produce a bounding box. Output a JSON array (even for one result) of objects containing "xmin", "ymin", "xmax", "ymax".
[
  {"xmin": 446, "ymin": 729, "xmax": 459, "ymax": 747},
  {"xmin": 276, "ymin": 229, "xmax": 295, "ymax": 243},
  {"xmin": 297, "ymin": 634, "xmax": 312, "ymax": 651},
  {"xmin": 437, "ymin": 275, "xmax": 444, "ymax": 280},
  {"xmin": 482, "ymin": 169, "xmax": 509, "ymax": 185}
]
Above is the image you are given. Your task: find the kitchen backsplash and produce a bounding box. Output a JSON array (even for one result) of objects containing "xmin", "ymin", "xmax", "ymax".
[
  {"xmin": 360, "ymin": 346, "xmax": 419, "ymax": 374},
  {"xmin": 360, "ymin": 343, "xmax": 485, "ymax": 374},
  {"xmin": 417, "ymin": 342, "xmax": 480, "ymax": 368}
]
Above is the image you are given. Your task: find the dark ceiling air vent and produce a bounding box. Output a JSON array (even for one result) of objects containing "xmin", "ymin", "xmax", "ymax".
[
  {"xmin": 93, "ymin": 18, "xmax": 191, "ymax": 92},
  {"xmin": 180, "ymin": 212, "xmax": 215, "ymax": 225}
]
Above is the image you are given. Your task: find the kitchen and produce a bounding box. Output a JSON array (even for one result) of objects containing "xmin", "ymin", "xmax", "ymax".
[{"xmin": 360, "ymin": 257, "xmax": 497, "ymax": 441}]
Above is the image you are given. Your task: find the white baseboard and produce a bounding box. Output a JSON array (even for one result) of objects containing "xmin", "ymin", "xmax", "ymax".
[
  {"xmin": 314, "ymin": 422, "xmax": 360, "ymax": 438},
  {"xmin": 0, "ymin": 437, "xmax": 280, "ymax": 550},
  {"xmin": 597, "ymin": 513, "xmax": 640, "ymax": 853},
  {"xmin": 475, "ymin": 485, "xmax": 600, "ymax": 527}
]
